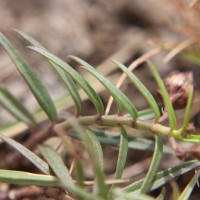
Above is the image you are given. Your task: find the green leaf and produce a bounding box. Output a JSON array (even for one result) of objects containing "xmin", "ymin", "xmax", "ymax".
[
  {"xmin": 177, "ymin": 170, "xmax": 200, "ymax": 200},
  {"xmin": 0, "ymin": 85, "xmax": 36, "ymax": 126},
  {"xmin": 67, "ymin": 119, "xmax": 108, "ymax": 199},
  {"xmin": 124, "ymin": 194, "xmax": 155, "ymax": 200},
  {"xmin": 0, "ymin": 134, "xmax": 50, "ymax": 174},
  {"xmin": 0, "ymin": 32, "xmax": 57, "ymax": 122},
  {"xmin": 39, "ymin": 145, "xmax": 95, "ymax": 200},
  {"xmin": 29, "ymin": 46, "xmax": 104, "ymax": 116},
  {"xmin": 114, "ymin": 189, "xmax": 155, "ymax": 200},
  {"xmin": 0, "ymin": 169, "xmax": 58, "ymax": 187},
  {"xmin": 69, "ymin": 56, "xmax": 138, "ymax": 119},
  {"xmin": 179, "ymin": 134, "xmax": 200, "ymax": 142},
  {"xmin": 170, "ymin": 181, "xmax": 180, "ymax": 200},
  {"xmin": 51, "ymin": 67, "xmax": 82, "ymax": 114},
  {"xmin": 74, "ymin": 159, "xmax": 85, "ymax": 188},
  {"xmin": 113, "ymin": 60, "xmax": 160, "ymax": 121},
  {"xmin": 114, "ymin": 126, "xmax": 128, "ymax": 180},
  {"xmin": 179, "ymin": 86, "xmax": 194, "ymax": 133},
  {"xmin": 147, "ymin": 60, "xmax": 176, "ymax": 130},
  {"xmin": 84, "ymin": 131, "xmax": 108, "ymax": 199},
  {"xmin": 140, "ymin": 134, "xmax": 163, "ymax": 193},
  {"xmin": 69, "ymin": 129, "xmax": 172, "ymax": 153},
  {"xmin": 86, "ymin": 129, "xmax": 104, "ymax": 170},
  {"xmin": 15, "ymin": 30, "xmax": 82, "ymax": 114},
  {"xmin": 123, "ymin": 160, "xmax": 200, "ymax": 193}
]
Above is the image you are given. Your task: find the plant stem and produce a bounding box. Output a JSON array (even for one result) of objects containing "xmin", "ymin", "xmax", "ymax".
[{"xmin": 55, "ymin": 115, "xmax": 171, "ymax": 136}]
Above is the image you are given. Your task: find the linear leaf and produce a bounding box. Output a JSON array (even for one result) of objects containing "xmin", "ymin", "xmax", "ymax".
[
  {"xmin": 123, "ymin": 194, "xmax": 155, "ymax": 200},
  {"xmin": 0, "ymin": 134, "xmax": 49, "ymax": 174},
  {"xmin": 179, "ymin": 85, "xmax": 194, "ymax": 133},
  {"xmin": 114, "ymin": 190, "xmax": 155, "ymax": 200},
  {"xmin": 113, "ymin": 60, "xmax": 160, "ymax": 121},
  {"xmin": 74, "ymin": 159, "xmax": 85, "ymax": 188},
  {"xmin": 29, "ymin": 46, "xmax": 104, "ymax": 116},
  {"xmin": 147, "ymin": 61, "xmax": 176, "ymax": 130},
  {"xmin": 69, "ymin": 56, "xmax": 138, "ymax": 119},
  {"xmin": 0, "ymin": 32, "xmax": 57, "ymax": 122},
  {"xmin": 0, "ymin": 169, "xmax": 58, "ymax": 186},
  {"xmin": 83, "ymin": 132, "xmax": 107, "ymax": 198},
  {"xmin": 67, "ymin": 119, "xmax": 108, "ymax": 199},
  {"xmin": 39, "ymin": 145, "xmax": 95, "ymax": 200},
  {"xmin": 114, "ymin": 126, "xmax": 128, "ymax": 180},
  {"xmin": 180, "ymin": 134, "xmax": 200, "ymax": 142},
  {"xmin": 69, "ymin": 129, "xmax": 172, "ymax": 153},
  {"xmin": 86, "ymin": 129, "xmax": 104, "ymax": 170},
  {"xmin": 140, "ymin": 134, "xmax": 163, "ymax": 193},
  {"xmin": 0, "ymin": 85, "xmax": 36, "ymax": 126},
  {"xmin": 123, "ymin": 160, "xmax": 200, "ymax": 193},
  {"xmin": 15, "ymin": 30, "xmax": 82, "ymax": 114},
  {"xmin": 177, "ymin": 170, "xmax": 200, "ymax": 200}
]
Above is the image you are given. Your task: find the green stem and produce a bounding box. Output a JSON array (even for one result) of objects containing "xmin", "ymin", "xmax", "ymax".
[{"xmin": 55, "ymin": 115, "xmax": 171, "ymax": 136}]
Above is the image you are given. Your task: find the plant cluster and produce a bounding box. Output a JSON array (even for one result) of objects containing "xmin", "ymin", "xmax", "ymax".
[{"xmin": 0, "ymin": 26, "xmax": 200, "ymax": 200}]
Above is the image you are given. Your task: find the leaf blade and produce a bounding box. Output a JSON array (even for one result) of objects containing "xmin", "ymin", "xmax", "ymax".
[
  {"xmin": 113, "ymin": 60, "xmax": 160, "ymax": 121},
  {"xmin": 86, "ymin": 129, "xmax": 104, "ymax": 170},
  {"xmin": 177, "ymin": 170, "xmax": 200, "ymax": 200},
  {"xmin": 15, "ymin": 30, "xmax": 82, "ymax": 114},
  {"xmin": 0, "ymin": 134, "xmax": 50, "ymax": 174},
  {"xmin": 147, "ymin": 61, "xmax": 176, "ymax": 129},
  {"xmin": 29, "ymin": 46, "xmax": 104, "ymax": 116},
  {"xmin": 123, "ymin": 160, "xmax": 200, "ymax": 193},
  {"xmin": 69, "ymin": 56, "xmax": 138, "ymax": 119},
  {"xmin": 0, "ymin": 32, "xmax": 57, "ymax": 122},
  {"xmin": 39, "ymin": 145, "xmax": 95, "ymax": 200},
  {"xmin": 140, "ymin": 134, "xmax": 163, "ymax": 193},
  {"xmin": 114, "ymin": 126, "xmax": 128, "ymax": 180},
  {"xmin": 0, "ymin": 85, "xmax": 36, "ymax": 126},
  {"xmin": 0, "ymin": 169, "xmax": 58, "ymax": 187}
]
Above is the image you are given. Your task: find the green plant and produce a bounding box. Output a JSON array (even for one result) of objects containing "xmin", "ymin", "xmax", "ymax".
[{"xmin": 0, "ymin": 30, "xmax": 199, "ymax": 200}]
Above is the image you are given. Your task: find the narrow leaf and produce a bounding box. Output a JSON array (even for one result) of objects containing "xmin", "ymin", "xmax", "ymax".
[
  {"xmin": 39, "ymin": 145, "xmax": 74, "ymax": 187},
  {"xmin": 74, "ymin": 159, "xmax": 85, "ymax": 188},
  {"xmin": 0, "ymin": 85, "xmax": 36, "ymax": 126},
  {"xmin": 177, "ymin": 170, "xmax": 200, "ymax": 200},
  {"xmin": 69, "ymin": 129, "xmax": 172, "ymax": 153},
  {"xmin": 0, "ymin": 32, "xmax": 57, "ymax": 122},
  {"xmin": 123, "ymin": 160, "xmax": 200, "ymax": 193},
  {"xmin": 114, "ymin": 190, "xmax": 155, "ymax": 200},
  {"xmin": 114, "ymin": 126, "xmax": 128, "ymax": 180},
  {"xmin": 147, "ymin": 61, "xmax": 176, "ymax": 129},
  {"xmin": 140, "ymin": 134, "xmax": 163, "ymax": 193},
  {"xmin": 67, "ymin": 119, "xmax": 108, "ymax": 199},
  {"xmin": 0, "ymin": 134, "xmax": 49, "ymax": 174},
  {"xmin": 86, "ymin": 129, "xmax": 104, "ymax": 170},
  {"xmin": 180, "ymin": 134, "xmax": 200, "ymax": 142},
  {"xmin": 171, "ymin": 181, "xmax": 180, "ymax": 200},
  {"xmin": 39, "ymin": 145, "xmax": 95, "ymax": 200},
  {"xmin": 29, "ymin": 46, "xmax": 104, "ymax": 116},
  {"xmin": 179, "ymin": 86, "xmax": 194, "ymax": 133},
  {"xmin": 84, "ymin": 131, "xmax": 108, "ymax": 198},
  {"xmin": 0, "ymin": 169, "xmax": 58, "ymax": 187},
  {"xmin": 69, "ymin": 56, "xmax": 138, "ymax": 119},
  {"xmin": 15, "ymin": 30, "xmax": 82, "ymax": 114},
  {"xmin": 113, "ymin": 61, "xmax": 160, "ymax": 120}
]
